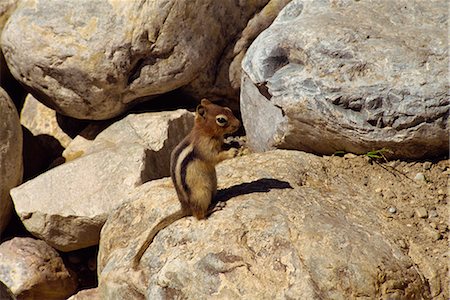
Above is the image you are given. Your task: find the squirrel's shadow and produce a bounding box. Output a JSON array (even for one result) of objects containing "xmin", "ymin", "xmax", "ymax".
[{"xmin": 213, "ymin": 178, "xmax": 293, "ymax": 205}]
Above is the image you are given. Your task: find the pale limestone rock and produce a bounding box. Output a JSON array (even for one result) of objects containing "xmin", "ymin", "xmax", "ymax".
[
  {"xmin": 10, "ymin": 144, "xmax": 150, "ymax": 252},
  {"xmin": 241, "ymin": 0, "xmax": 449, "ymax": 159},
  {"xmin": 20, "ymin": 94, "xmax": 72, "ymax": 148},
  {"xmin": 0, "ymin": 0, "xmax": 18, "ymax": 33},
  {"xmin": 11, "ymin": 109, "xmax": 193, "ymax": 251},
  {"xmin": 0, "ymin": 87, "xmax": 22, "ymax": 233},
  {"xmin": 0, "ymin": 237, "xmax": 77, "ymax": 299},
  {"xmin": 0, "ymin": 0, "xmax": 16, "ymax": 31},
  {"xmin": 98, "ymin": 150, "xmax": 429, "ymax": 299},
  {"xmin": 1, "ymin": 0, "xmax": 269, "ymax": 119},
  {"xmin": 63, "ymin": 109, "xmax": 193, "ymax": 181}
]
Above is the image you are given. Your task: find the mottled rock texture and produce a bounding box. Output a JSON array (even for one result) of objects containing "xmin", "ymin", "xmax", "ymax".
[
  {"xmin": 0, "ymin": 0, "xmax": 26, "ymax": 108},
  {"xmin": 2, "ymin": 0, "xmax": 272, "ymax": 120},
  {"xmin": 63, "ymin": 109, "xmax": 193, "ymax": 173},
  {"xmin": 10, "ymin": 144, "xmax": 150, "ymax": 252},
  {"xmin": 0, "ymin": 87, "xmax": 22, "ymax": 234},
  {"xmin": 98, "ymin": 151, "xmax": 430, "ymax": 299},
  {"xmin": 241, "ymin": 0, "xmax": 449, "ymax": 159},
  {"xmin": 229, "ymin": 0, "xmax": 292, "ymax": 91},
  {"xmin": 0, "ymin": 0, "xmax": 16, "ymax": 31},
  {"xmin": 21, "ymin": 93, "xmax": 72, "ymax": 148},
  {"xmin": 10, "ymin": 109, "xmax": 193, "ymax": 252},
  {"xmin": 0, "ymin": 237, "xmax": 77, "ymax": 299}
]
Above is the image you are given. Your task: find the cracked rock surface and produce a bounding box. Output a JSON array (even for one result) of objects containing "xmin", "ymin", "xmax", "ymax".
[
  {"xmin": 0, "ymin": 87, "xmax": 22, "ymax": 234},
  {"xmin": 10, "ymin": 110, "xmax": 192, "ymax": 252},
  {"xmin": 1, "ymin": 0, "xmax": 271, "ymax": 120},
  {"xmin": 0, "ymin": 237, "xmax": 77, "ymax": 299},
  {"xmin": 97, "ymin": 150, "xmax": 443, "ymax": 299},
  {"xmin": 241, "ymin": 0, "xmax": 449, "ymax": 159}
]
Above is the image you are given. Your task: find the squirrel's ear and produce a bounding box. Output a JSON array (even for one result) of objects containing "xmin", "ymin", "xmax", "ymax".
[
  {"xmin": 200, "ymin": 98, "xmax": 212, "ymax": 106},
  {"xmin": 196, "ymin": 104, "xmax": 206, "ymax": 118}
]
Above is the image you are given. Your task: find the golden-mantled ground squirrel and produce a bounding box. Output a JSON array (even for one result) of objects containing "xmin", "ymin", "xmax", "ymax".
[{"xmin": 132, "ymin": 99, "xmax": 240, "ymax": 268}]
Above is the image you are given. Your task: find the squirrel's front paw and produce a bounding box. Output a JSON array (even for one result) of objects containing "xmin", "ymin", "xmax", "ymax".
[{"xmin": 226, "ymin": 147, "xmax": 239, "ymax": 158}]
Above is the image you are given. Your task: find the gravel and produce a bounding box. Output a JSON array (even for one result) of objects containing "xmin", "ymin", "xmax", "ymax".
[
  {"xmin": 388, "ymin": 207, "xmax": 397, "ymax": 214},
  {"xmin": 415, "ymin": 207, "xmax": 428, "ymax": 218}
]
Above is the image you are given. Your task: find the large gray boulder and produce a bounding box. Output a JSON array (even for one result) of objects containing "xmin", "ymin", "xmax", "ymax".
[
  {"xmin": 0, "ymin": 87, "xmax": 22, "ymax": 234},
  {"xmin": 97, "ymin": 150, "xmax": 435, "ymax": 299},
  {"xmin": 241, "ymin": 0, "xmax": 448, "ymax": 159},
  {"xmin": 1, "ymin": 0, "xmax": 270, "ymax": 120}
]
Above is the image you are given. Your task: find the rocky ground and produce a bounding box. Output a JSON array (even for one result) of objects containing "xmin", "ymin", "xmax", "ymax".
[
  {"xmin": 95, "ymin": 147, "xmax": 448, "ymax": 299},
  {"xmin": 3, "ymin": 142, "xmax": 448, "ymax": 299},
  {"xmin": 322, "ymin": 154, "xmax": 449, "ymax": 298}
]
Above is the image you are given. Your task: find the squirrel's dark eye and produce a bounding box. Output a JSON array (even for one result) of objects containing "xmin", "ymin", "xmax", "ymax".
[{"xmin": 216, "ymin": 115, "xmax": 228, "ymax": 127}]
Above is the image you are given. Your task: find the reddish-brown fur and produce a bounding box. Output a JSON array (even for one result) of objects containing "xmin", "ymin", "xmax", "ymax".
[{"xmin": 132, "ymin": 99, "xmax": 240, "ymax": 268}]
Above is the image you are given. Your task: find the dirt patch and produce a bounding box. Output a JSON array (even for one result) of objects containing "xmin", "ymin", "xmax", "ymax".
[{"xmin": 319, "ymin": 153, "xmax": 448, "ymax": 299}]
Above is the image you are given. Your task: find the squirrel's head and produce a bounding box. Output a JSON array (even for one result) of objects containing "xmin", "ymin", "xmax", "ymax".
[{"xmin": 195, "ymin": 99, "xmax": 240, "ymax": 137}]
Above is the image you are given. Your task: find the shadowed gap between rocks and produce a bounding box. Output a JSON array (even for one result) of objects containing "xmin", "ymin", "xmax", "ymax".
[
  {"xmin": 0, "ymin": 280, "xmax": 15, "ymax": 300},
  {"xmin": 214, "ymin": 178, "xmax": 293, "ymax": 204},
  {"xmin": 22, "ymin": 128, "xmax": 65, "ymax": 181},
  {"xmin": 141, "ymin": 111, "xmax": 195, "ymax": 183}
]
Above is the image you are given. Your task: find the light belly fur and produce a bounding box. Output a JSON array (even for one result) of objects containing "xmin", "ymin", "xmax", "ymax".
[{"xmin": 186, "ymin": 160, "xmax": 217, "ymax": 207}]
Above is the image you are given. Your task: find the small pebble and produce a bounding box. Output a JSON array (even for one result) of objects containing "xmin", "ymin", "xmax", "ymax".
[
  {"xmin": 414, "ymin": 172, "xmax": 426, "ymax": 182},
  {"xmin": 428, "ymin": 210, "xmax": 438, "ymax": 218},
  {"xmin": 375, "ymin": 188, "xmax": 382, "ymax": 194},
  {"xmin": 344, "ymin": 153, "xmax": 357, "ymax": 159},
  {"xmin": 388, "ymin": 207, "xmax": 397, "ymax": 214},
  {"xmin": 415, "ymin": 207, "xmax": 428, "ymax": 218},
  {"xmin": 423, "ymin": 161, "xmax": 432, "ymax": 170},
  {"xmin": 425, "ymin": 227, "xmax": 442, "ymax": 241},
  {"xmin": 388, "ymin": 161, "xmax": 400, "ymax": 168},
  {"xmin": 382, "ymin": 189, "xmax": 395, "ymax": 199},
  {"xmin": 437, "ymin": 189, "xmax": 445, "ymax": 195},
  {"xmin": 437, "ymin": 223, "xmax": 448, "ymax": 233}
]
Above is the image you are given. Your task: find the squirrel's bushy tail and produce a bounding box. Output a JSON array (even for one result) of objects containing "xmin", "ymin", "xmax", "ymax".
[{"xmin": 132, "ymin": 209, "xmax": 189, "ymax": 269}]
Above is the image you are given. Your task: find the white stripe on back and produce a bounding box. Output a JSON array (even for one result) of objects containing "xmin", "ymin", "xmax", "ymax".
[{"xmin": 175, "ymin": 143, "xmax": 194, "ymax": 200}]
